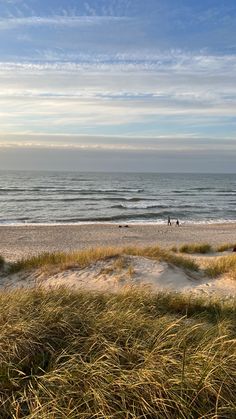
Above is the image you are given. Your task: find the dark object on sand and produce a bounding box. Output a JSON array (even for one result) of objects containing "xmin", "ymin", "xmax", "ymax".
[
  {"xmin": 167, "ymin": 216, "xmax": 171, "ymax": 226},
  {"xmin": 176, "ymin": 219, "xmax": 180, "ymax": 226},
  {"xmin": 233, "ymin": 247, "xmax": 236, "ymax": 252},
  {"xmin": 119, "ymin": 225, "xmax": 129, "ymax": 228}
]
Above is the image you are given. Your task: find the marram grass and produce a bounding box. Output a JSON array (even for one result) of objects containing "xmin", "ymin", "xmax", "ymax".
[
  {"xmin": 0, "ymin": 288, "xmax": 236, "ymax": 418},
  {"xmin": 170, "ymin": 242, "xmax": 236, "ymax": 254},
  {"xmin": 179, "ymin": 243, "xmax": 212, "ymax": 254},
  {"xmin": 205, "ymin": 253, "xmax": 236, "ymax": 278},
  {"xmin": 217, "ymin": 243, "xmax": 236, "ymax": 252},
  {"xmin": 9, "ymin": 247, "xmax": 122, "ymax": 273},
  {"xmin": 8, "ymin": 245, "xmax": 199, "ymax": 274}
]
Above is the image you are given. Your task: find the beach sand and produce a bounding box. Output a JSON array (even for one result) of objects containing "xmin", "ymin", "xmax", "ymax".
[
  {"xmin": 1, "ymin": 223, "xmax": 236, "ymax": 298},
  {"xmin": 0, "ymin": 223, "xmax": 236, "ymax": 262},
  {"xmin": 2, "ymin": 253, "xmax": 236, "ymax": 299}
]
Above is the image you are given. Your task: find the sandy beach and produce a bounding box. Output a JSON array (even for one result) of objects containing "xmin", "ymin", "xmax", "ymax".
[{"xmin": 0, "ymin": 222, "xmax": 236, "ymax": 262}]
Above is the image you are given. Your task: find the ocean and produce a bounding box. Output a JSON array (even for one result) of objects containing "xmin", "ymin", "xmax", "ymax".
[{"xmin": 0, "ymin": 171, "xmax": 235, "ymax": 225}]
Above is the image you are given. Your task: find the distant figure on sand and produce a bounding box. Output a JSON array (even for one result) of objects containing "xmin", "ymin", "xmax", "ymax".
[
  {"xmin": 167, "ymin": 216, "xmax": 171, "ymax": 226},
  {"xmin": 176, "ymin": 219, "xmax": 180, "ymax": 226}
]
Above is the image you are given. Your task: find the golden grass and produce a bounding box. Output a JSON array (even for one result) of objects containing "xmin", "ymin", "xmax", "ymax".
[
  {"xmin": 123, "ymin": 246, "xmax": 199, "ymax": 271},
  {"xmin": 0, "ymin": 287, "xmax": 236, "ymax": 418},
  {"xmin": 9, "ymin": 245, "xmax": 199, "ymax": 274},
  {"xmin": 9, "ymin": 247, "xmax": 121, "ymax": 273},
  {"xmin": 205, "ymin": 254, "xmax": 236, "ymax": 278},
  {"xmin": 179, "ymin": 243, "xmax": 212, "ymax": 254},
  {"xmin": 217, "ymin": 243, "xmax": 236, "ymax": 252},
  {"xmin": 127, "ymin": 264, "xmax": 135, "ymax": 278},
  {"xmin": 99, "ymin": 257, "xmax": 135, "ymax": 280},
  {"xmin": 5, "ymin": 242, "xmax": 236, "ymax": 286},
  {"xmin": 113, "ymin": 255, "xmax": 129, "ymax": 271}
]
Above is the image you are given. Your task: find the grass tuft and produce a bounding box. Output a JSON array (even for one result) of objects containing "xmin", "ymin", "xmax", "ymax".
[
  {"xmin": 216, "ymin": 243, "xmax": 236, "ymax": 252},
  {"xmin": 205, "ymin": 254, "xmax": 236, "ymax": 278},
  {"xmin": 179, "ymin": 243, "xmax": 212, "ymax": 254},
  {"xmin": 0, "ymin": 288, "xmax": 235, "ymax": 418},
  {"xmin": 9, "ymin": 247, "xmax": 121, "ymax": 273},
  {"xmin": 8, "ymin": 245, "xmax": 199, "ymax": 274},
  {"xmin": 122, "ymin": 246, "xmax": 199, "ymax": 271}
]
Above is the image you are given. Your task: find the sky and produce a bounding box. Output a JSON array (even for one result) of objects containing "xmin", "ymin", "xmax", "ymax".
[{"xmin": 0, "ymin": 0, "xmax": 236, "ymax": 172}]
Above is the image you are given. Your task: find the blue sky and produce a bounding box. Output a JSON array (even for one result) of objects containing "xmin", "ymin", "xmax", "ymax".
[{"xmin": 0, "ymin": 0, "xmax": 236, "ymax": 171}]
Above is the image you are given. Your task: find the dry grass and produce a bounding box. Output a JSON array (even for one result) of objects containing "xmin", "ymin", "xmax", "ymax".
[
  {"xmin": 127, "ymin": 264, "xmax": 135, "ymax": 278},
  {"xmin": 179, "ymin": 243, "xmax": 212, "ymax": 254},
  {"xmin": 1, "ymin": 245, "xmax": 236, "ymax": 416},
  {"xmin": 217, "ymin": 243, "xmax": 236, "ymax": 252},
  {"xmin": 123, "ymin": 246, "xmax": 199, "ymax": 271},
  {"xmin": 113, "ymin": 256, "xmax": 129, "ymax": 271},
  {"xmin": 205, "ymin": 254, "xmax": 236, "ymax": 278},
  {"xmin": 99, "ymin": 257, "xmax": 135, "ymax": 279},
  {"xmin": 8, "ymin": 245, "xmax": 199, "ymax": 274},
  {"xmin": 9, "ymin": 247, "xmax": 122, "ymax": 274},
  {"xmin": 0, "ymin": 287, "xmax": 236, "ymax": 418},
  {"xmin": 6, "ymin": 243, "xmax": 236, "ymax": 285}
]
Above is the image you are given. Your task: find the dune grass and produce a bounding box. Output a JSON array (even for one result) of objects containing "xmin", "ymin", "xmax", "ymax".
[
  {"xmin": 1, "ymin": 245, "xmax": 236, "ymax": 416},
  {"xmin": 9, "ymin": 245, "xmax": 199, "ymax": 274},
  {"xmin": 7, "ymin": 243, "xmax": 236, "ymax": 286},
  {"xmin": 205, "ymin": 254, "xmax": 236, "ymax": 279},
  {"xmin": 126, "ymin": 246, "xmax": 199, "ymax": 271},
  {"xmin": 216, "ymin": 243, "xmax": 236, "ymax": 252},
  {"xmin": 179, "ymin": 243, "xmax": 212, "ymax": 254},
  {"xmin": 9, "ymin": 247, "xmax": 122, "ymax": 273},
  {"xmin": 172, "ymin": 242, "xmax": 236, "ymax": 254},
  {"xmin": 0, "ymin": 287, "xmax": 236, "ymax": 418}
]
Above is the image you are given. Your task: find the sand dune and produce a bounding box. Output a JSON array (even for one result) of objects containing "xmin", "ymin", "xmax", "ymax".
[
  {"xmin": 1, "ymin": 255, "xmax": 236, "ymax": 298},
  {"xmin": 1, "ymin": 223, "xmax": 236, "ymax": 298}
]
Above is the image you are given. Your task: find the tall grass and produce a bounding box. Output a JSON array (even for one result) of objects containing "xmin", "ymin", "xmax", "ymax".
[
  {"xmin": 217, "ymin": 243, "xmax": 236, "ymax": 252},
  {"xmin": 0, "ymin": 288, "xmax": 236, "ymax": 418},
  {"xmin": 205, "ymin": 254, "xmax": 236, "ymax": 278},
  {"xmin": 9, "ymin": 245, "xmax": 199, "ymax": 274},
  {"xmin": 179, "ymin": 243, "xmax": 212, "ymax": 254},
  {"xmin": 9, "ymin": 247, "xmax": 122, "ymax": 273}
]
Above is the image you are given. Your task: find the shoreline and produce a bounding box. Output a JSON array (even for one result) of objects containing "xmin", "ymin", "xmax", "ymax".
[
  {"xmin": 1, "ymin": 222, "xmax": 236, "ymax": 262},
  {"xmin": 0, "ymin": 220, "xmax": 236, "ymax": 226}
]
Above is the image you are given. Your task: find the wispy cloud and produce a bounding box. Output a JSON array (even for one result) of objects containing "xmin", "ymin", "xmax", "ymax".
[
  {"xmin": 1, "ymin": 50, "xmax": 236, "ymax": 73},
  {"xmin": 0, "ymin": 51, "xmax": 235, "ymax": 130},
  {"xmin": 0, "ymin": 0, "xmax": 235, "ymax": 172},
  {"xmin": 0, "ymin": 14, "xmax": 130, "ymax": 30},
  {"xmin": 1, "ymin": 133, "xmax": 235, "ymax": 152}
]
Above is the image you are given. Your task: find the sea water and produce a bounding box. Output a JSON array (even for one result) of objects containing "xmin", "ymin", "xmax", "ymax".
[{"xmin": 0, "ymin": 171, "xmax": 235, "ymax": 225}]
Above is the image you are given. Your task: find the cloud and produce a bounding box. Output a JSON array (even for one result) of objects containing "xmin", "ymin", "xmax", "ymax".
[
  {"xmin": 1, "ymin": 49, "xmax": 236, "ymax": 73},
  {"xmin": 0, "ymin": 134, "xmax": 235, "ymax": 154},
  {"xmin": 1, "ymin": 143, "xmax": 236, "ymax": 173},
  {"xmin": 0, "ymin": 1, "xmax": 235, "ymax": 172},
  {"xmin": 0, "ymin": 15, "xmax": 130, "ymax": 30},
  {"xmin": 0, "ymin": 49, "xmax": 235, "ymax": 139},
  {"xmin": 0, "ymin": 56, "xmax": 235, "ymax": 109}
]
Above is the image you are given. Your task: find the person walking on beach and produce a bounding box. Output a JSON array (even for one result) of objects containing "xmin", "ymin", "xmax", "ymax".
[
  {"xmin": 176, "ymin": 219, "xmax": 180, "ymax": 226},
  {"xmin": 167, "ymin": 215, "xmax": 171, "ymax": 226}
]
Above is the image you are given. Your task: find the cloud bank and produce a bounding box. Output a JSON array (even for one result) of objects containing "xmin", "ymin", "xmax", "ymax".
[{"xmin": 0, "ymin": 0, "xmax": 235, "ymax": 171}]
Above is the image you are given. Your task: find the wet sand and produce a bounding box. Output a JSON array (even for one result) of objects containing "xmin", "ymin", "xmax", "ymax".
[{"xmin": 0, "ymin": 223, "xmax": 236, "ymax": 261}]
